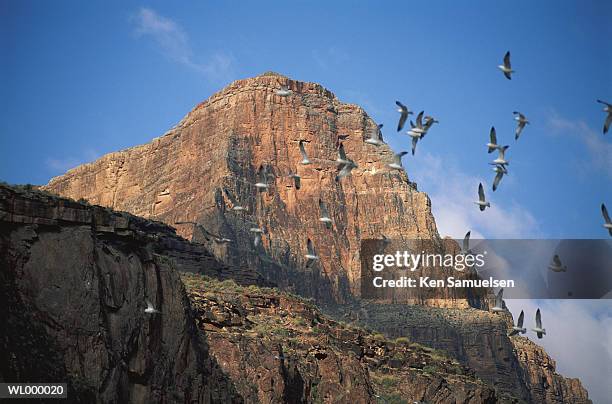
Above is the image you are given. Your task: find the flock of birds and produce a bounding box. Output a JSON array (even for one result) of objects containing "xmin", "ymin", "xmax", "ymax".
[
  {"xmin": 491, "ymin": 288, "xmax": 546, "ymax": 339},
  {"xmin": 144, "ymin": 51, "xmax": 611, "ymax": 345}
]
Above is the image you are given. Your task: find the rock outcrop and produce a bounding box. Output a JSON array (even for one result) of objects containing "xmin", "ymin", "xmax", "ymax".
[
  {"xmin": 1, "ymin": 185, "xmax": 500, "ymax": 403},
  {"xmin": 40, "ymin": 73, "xmax": 591, "ymax": 403},
  {"xmin": 182, "ymin": 274, "xmax": 498, "ymax": 404}
]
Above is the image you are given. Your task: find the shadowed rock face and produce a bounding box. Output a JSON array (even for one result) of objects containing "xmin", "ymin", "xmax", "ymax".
[
  {"xmin": 1, "ymin": 185, "xmax": 498, "ymax": 403},
  {"xmin": 40, "ymin": 73, "xmax": 591, "ymax": 403}
]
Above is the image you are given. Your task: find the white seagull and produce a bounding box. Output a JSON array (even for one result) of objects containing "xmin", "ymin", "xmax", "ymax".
[
  {"xmin": 422, "ymin": 115, "xmax": 439, "ymax": 135},
  {"xmin": 491, "ymin": 288, "xmax": 505, "ymax": 312},
  {"xmin": 365, "ymin": 123, "xmax": 384, "ymax": 146},
  {"xmin": 601, "ymin": 203, "xmax": 612, "ymax": 236},
  {"xmin": 407, "ymin": 111, "xmax": 426, "ymax": 136},
  {"xmin": 475, "ymin": 183, "xmax": 491, "ymax": 211},
  {"xmin": 299, "ymin": 140, "xmax": 311, "ymax": 165},
  {"xmin": 597, "ymin": 100, "xmax": 612, "ymax": 134},
  {"xmin": 513, "ymin": 112, "xmax": 530, "ymax": 140},
  {"xmin": 490, "ymin": 145, "xmax": 509, "ymax": 167},
  {"xmin": 492, "ymin": 166, "xmax": 506, "ymax": 192},
  {"xmin": 276, "ymin": 85, "xmax": 293, "ymax": 97},
  {"xmin": 497, "ymin": 51, "xmax": 514, "ymax": 80},
  {"xmin": 396, "ymin": 101, "xmax": 412, "ymax": 132},
  {"xmin": 532, "ymin": 308, "xmax": 546, "ymax": 339},
  {"xmin": 388, "ymin": 151, "xmax": 408, "ymax": 170},
  {"xmin": 319, "ymin": 199, "xmax": 333, "ymax": 229},
  {"xmin": 337, "ymin": 143, "xmax": 351, "ymax": 165},
  {"xmin": 335, "ymin": 160, "xmax": 358, "ymax": 182},
  {"xmin": 305, "ymin": 238, "xmax": 319, "ymax": 267},
  {"xmin": 548, "ymin": 254, "xmax": 567, "ymax": 273},
  {"xmin": 145, "ymin": 299, "xmax": 160, "ymax": 314},
  {"xmin": 508, "ymin": 310, "xmax": 527, "ymax": 336},
  {"xmin": 255, "ymin": 165, "xmax": 270, "ymax": 190}
]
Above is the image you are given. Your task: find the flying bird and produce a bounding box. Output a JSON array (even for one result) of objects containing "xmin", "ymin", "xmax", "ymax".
[
  {"xmin": 508, "ymin": 310, "xmax": 527, "ymax": 336},
  {"xmin": 475, "ymin": 183, "xmax": 491, "ymax": 211},
  {"xmin": 335, "ymin": 160, "xmax": 358, "ymax": 182},
  {"xmin": 513, "ymin": 112, "xmax": 530, "ymax": 140},
  {"xmin": 490, "ymin": 145, "xmax": 509, "ymax": 167},
  {"xmin": 365, "ymin": 124, "xmax": 384, "ymax": 146},
  {"xmin": 602, "ymin": 203, "xmax": 612, "ymax": 236},
  {"xmin": 407, "ymin": 111, "xmax": 426, "ymax": 137},
  {"xmin": 299, "ymin": 140, "xmax": 312, "ymax": 165},
  {"xmin": 223, "ymin": 188, "xmax": 246, "ymax": 212},
  {"xmin": 492, "ymin": 167, "xmax": 506, "ymax": 191},
  {"xmin": 423, "ymin": 116, "xmax": 439, "ymax": 133},
  {"xmin": 548, "ymin": 254, "xmax": 567, "ymax": 272},
  {"xmin": 597, "ymin": 99, "xmax": 612, "ymax": 134},
  {"xmin": 288, "ymin": 173, "xmax": 301, "ymax": 190},
  {"xmin": 276, "ymin": 85, "xmax": 293, "ymax": 97},
  {"xmin": 319, "ymin": 199, "xmax": 333, "ymax": 229},
  {"xmin": 305, "ymin": 238, "xmax": 319, "ymax": 267},
  {"xmin": 250, "ymin": 227, "xmax": 263, "ymax": 247},
  {"xmin": 491, "ymin": 288, "xmax": 505, "ymax": 313},
  {"xmin": 145, "ymin": 299, "xmax": 160, "ymax": 314},
  {"xmin": 388, "ymin": 151, "xmax": 408, "ymax": 170},
  {"xmin": 396, "ymin": 101, "xmax": 412, "ymax": 132},
  {"xmin": 532, "ymin": 308, "xmax": 546, "ymax": 339},
  {"xmin": 497, "ymin": 51, "xmax": 514, "ymax": 80},
  {"xmin": 487, "ymin": 127, "xmax": 501, "ymax": 153},
  {"xmin": 337, "ymin": 143, "xmax": 351, "ymax": 165},
  {"xmin": 255, "ymin": 165, "xmax": 271, "ymax": 190}
]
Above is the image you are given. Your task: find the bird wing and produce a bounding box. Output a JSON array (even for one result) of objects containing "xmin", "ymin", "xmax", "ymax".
[
  {"xmin": 307, "ymin": 238, "xmax": 315, "ymax": 255},
  {"xmin": 397, "ymin": 111, "xmax": 407, "ymax": 132},
  {"xmin": 493, "ymin": 171, "xmax": 503, "ymax": 191},
  {"xmin": 604, "ymin": 113, "xmax": 611, "ymax": 134},
  {"xmin": 463, "ymin": 231, "xmax": 471, "ymax": 252},
  {"xmin": 496, "ymin": 288, "xmax": 504, "ymax": 307},
  {"xmin": 411, "ymin": 136, "xmax": 418, "ymax": 155},
  {"xmin": 299, "ymin": 140, "xmax": 309, "ymax": 160},
  {"xmin": 498, "ymin": 146, "xmax": 508, "ymax": 160},
  {"xmin": 319, "ymin": 199, "xmax": 330, "ymax": 217},
  {"xmin": 336, "ymin": 163, "xmax": 353, "ymax": 180},
  {"xmin": 535, "ymin": 309, "xmax": 542, "ymax": 328},
  {"xmin": 294, "ymin": 176, "xmax": 301, "ymax": 190},
  {"xmin": 504, "ymin": 51, "xmax": 511, "ymax": 69},
  {"xmin": 395, "ymin": 101, "xmax": 406, "ymax": 111},
  {"xmin": 490, "ymin": 127, "xmax": 497, "ymax": 144},
  {"xmin": 146, "ymin": 300, "xmax": 154, "ymax": 310},
  {"xmin": 517, "ymin": 310, "xmax": 524, "ymax": 327},
  {"xmin": 602, "ymin": 203, "xmax": 611, "ymax": 224},
  {"xmin": 515, "ymin": 122, "xmax": 525, "ymax": 139},
  {"xmin": 478, "ymin": 183, "xmax": 485, "ymax": 202},
  {"xmin": 416, "ymin": 111, "xmax": 424, "ymax": 128},
  {"xmin": 597, "ymin": 99, "xmax": 612, "ymax": 107},
  {"xmin": 258, "ymin": 165, "xmax": 267, "ymax": 183},
  {"xmin": 338, "ymin": 143, "xmax": 348, "ymax": 161}
]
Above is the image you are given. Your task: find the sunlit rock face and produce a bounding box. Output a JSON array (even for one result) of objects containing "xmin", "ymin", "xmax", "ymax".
[{"xmin": 43, "ymin": 72, "xmax": 444, "ymax": 305}]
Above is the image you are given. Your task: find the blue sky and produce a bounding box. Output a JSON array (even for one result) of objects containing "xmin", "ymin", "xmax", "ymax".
[{"xmin": 1, "ymin": 2, "xmax": 611, "ymax": 400}]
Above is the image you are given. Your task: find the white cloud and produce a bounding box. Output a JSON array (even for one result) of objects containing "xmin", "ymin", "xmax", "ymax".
[
  {"xmin": 133, "ymin": 8, "xmax": 234, "ymax": 83},
  {"xmin": 547, "ymin": 113, "xmax": 612, "ymax": 178},
  {"xmin": 408, "ymin": 152, "xmax": 540, "ymax": 239},
  {"xmin": 504, "ymin": 299, "xmax": 612, "ymax": 404}
]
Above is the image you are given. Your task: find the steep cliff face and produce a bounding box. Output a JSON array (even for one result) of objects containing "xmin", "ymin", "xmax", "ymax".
[
  {"xmin": 40, "ymin": 73, "xmax": 591, "ymax": 403},
  {"xmin": 43, "ymin": 72, "xmax": 442, "ymax": 304},
  {"xmin": 0, "ymin": 185, "xmax": 242, "ymax": 402}
]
